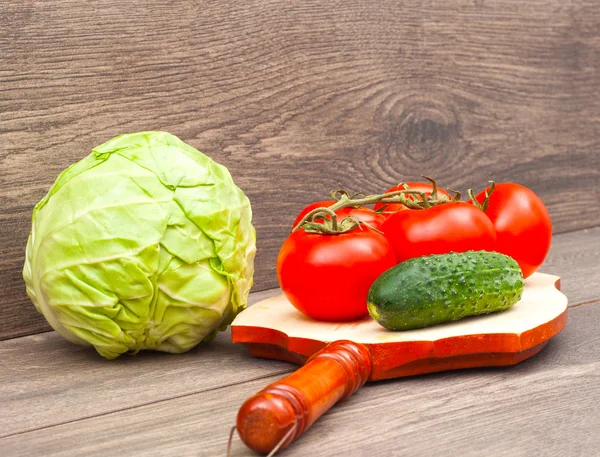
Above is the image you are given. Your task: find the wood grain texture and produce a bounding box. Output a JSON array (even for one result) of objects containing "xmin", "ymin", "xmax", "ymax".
[
  {"xmin": 1, "ymin": 302, "xmax": 598, "ymax": 457},
  {"xmin": 540, "ymin": 226, "xmax": 600, "ymax": 306},
  {"xmin": 1, "ymin": 1, "xmax": 599, "ymax": 339},
  {"xmin": 0, "ymin": 289, "xmax": 288, "ymax": 438}
]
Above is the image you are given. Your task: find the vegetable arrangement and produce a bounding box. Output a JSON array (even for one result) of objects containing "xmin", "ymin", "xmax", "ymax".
[
  {"xmin": 277, "ymin": 177, "xmax": 551, "ymax": 327},
  {"xmin": 24, "ymin": 132, "xmax": 256, "ymax": 359},
  {"xmin": 23, "ymin": 133, "xmax": 551, "ymax": 358}
]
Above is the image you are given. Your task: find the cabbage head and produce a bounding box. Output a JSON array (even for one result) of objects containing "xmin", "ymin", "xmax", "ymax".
[{"xmin": 23, "ymin": 132, "xmax": 256, "ymax": 359}]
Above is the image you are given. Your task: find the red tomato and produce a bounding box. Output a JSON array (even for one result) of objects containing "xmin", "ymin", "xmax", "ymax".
[
  {"xmin": 277, "ymin": 228, "xmax": 396, "ymax": 321},
  {"xmin": 292, "ymin": 200, "xmax": 385, "ymax": 230},
  {"xmin": 473, "ymin": 183, "xmax": 552, "ymax": 279},
  {"xmin": 381, "ymin": 202, "xmax": 496, "ymax": 263},
  {"xmin": 374, "ymin": 182, "xmax": 452, "ymax": 214}
]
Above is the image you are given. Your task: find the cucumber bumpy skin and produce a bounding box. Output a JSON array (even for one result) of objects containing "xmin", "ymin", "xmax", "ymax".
[{"xmin": 367, "ymin": 251, "xmax": 524, "ymax": 331}]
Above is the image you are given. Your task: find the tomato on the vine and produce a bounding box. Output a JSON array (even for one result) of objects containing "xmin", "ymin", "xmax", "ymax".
[
  {"xmin": 374, "ymin": 182, "xmax": 452, "ymax": 215},
  {"xmin": 381, "ymin": 202, "xmax": 496, "ymax": 263},
  {"xmin": 292, "ymin": 200, "xmax": 385, "ymax": 230},
  {"xmin": 472, "ymin": 183, "xmax": 552, "ymax": 279},
  {"xmin": 277, "ymin": 227, "xmax": 396, "ymax": 321}
]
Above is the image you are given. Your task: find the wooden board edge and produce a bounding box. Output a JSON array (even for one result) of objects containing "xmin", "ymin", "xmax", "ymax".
[{"xmin": 370, "ymin": 307, "xmax": 568, "ymax": 380}]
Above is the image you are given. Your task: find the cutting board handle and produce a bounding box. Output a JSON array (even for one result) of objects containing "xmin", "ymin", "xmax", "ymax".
[{"xmin": 236, "ymin": 340, "xmax": 372, "ymax": 454}]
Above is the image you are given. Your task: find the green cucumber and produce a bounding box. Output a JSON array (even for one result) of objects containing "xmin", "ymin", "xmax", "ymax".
[{"xmin": 367, "ymin": 251, "xmax": 524, "ymax": 331}]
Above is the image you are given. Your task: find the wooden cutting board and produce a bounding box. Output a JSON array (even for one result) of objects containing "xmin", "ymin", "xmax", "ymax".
[{"xmin": 230, "ymin": 272, "xmax": 567, "ymax": 454}]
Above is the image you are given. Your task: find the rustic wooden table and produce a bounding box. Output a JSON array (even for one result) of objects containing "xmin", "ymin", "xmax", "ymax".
[{"xmin": 2, "ymin": 227, "xmax": 599, "ymax": 457}]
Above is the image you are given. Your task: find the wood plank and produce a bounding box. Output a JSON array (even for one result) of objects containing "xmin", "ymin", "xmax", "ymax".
[
  {"xmin": 0, "ymin": 289, "xmax": 292, "ymax": 438},
  {"xmin": 1, "ymin": 302, "xmax": 599, "ymax": 457},
  {"xmin": 541, "ymin": 226, "xmax": 600, "ymax": 306},
  {"xmin": 1, "ymin": 0, "xmax": 600, "ymax": 341}
]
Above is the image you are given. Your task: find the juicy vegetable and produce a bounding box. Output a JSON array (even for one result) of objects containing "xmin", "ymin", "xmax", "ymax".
[
  {"xmin": 471, "ymin": 183, "xmax": 552, "ymax": 279},
  {"xmin": 277, "ymin": 226, "xmax": 396, "ymax": 321},
  {"xmin": 367, "ymin": 251, "xmax": 524, "ymax": 330},
  {"xmin": 23, "ymin": 131, "xmax": 256, "ymax": 359},
  {"xmin": 380, "ymin": 202, "xmax": 496, "ymax": 263}
]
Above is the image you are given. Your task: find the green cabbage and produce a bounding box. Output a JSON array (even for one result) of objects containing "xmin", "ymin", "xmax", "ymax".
[{"xmin": 23, "ymin": 132, "xmax": 256, "ymax": 359}]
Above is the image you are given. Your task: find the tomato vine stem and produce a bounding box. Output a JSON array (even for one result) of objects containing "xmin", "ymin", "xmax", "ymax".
[
  {"xmin": 468, "ymin": 181, "xmax": 496, "ymax": 212},
  {"xmin": 293, "ymin": 176, "xmax": 459, "ymax": 235}
]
